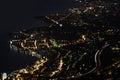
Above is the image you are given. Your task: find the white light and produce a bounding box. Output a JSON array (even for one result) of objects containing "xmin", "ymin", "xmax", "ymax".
[
  {"xmin": 31, "ymin": 34, "xmax": 34, "ymax": 38},
  {"xmin": 2, "ymin": 73, "xmax": 7, "ymax": 80},
  {"xmin": 10, "ymin": 41, "xmax": 12, "ymax": 44},
  {"xmin": 59, "ymin": 24, "xmax": 63, "ymax": 27}
]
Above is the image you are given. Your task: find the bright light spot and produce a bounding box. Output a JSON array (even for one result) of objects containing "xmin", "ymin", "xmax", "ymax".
[
  {"xmin": 82, "ymin": 35, "xmax": 86, "ymax": 41},
  {"xmin": 10, "ymin": 41, "xmax": 13, "ymax": 44},
  {"xmin": 2, "ymin": 73, "xmax": 7, "ymax": 80},
  {"xmin": 59, "ymin": 24, "xmax": 63, "ymax": 27}
]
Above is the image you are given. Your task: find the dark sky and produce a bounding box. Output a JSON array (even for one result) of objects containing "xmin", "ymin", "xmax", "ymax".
[
  {"xmin": 0, "ymin": 0, "xmax": 75, "ymax": 73},
  {"xmin": 0, "ymin": 0, "xmax": 75, "ymax": 34}
]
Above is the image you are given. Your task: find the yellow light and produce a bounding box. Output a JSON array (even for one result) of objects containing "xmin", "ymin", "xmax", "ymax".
[{"xmin": 82, "ymin": 35, "xmax": 86, "ymax": 41}]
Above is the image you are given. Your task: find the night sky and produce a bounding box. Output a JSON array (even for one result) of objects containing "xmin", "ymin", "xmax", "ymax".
[{"xmin": 0, "ymin": 0, "xmax": 74, "ymax": 73}]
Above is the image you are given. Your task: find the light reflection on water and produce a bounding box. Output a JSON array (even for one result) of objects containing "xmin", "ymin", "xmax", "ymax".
[{"xmin": 0, "ymin": 32, "xmax": 38, "ymax": 74}]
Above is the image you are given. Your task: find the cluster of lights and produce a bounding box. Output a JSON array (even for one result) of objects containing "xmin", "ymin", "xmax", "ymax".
[{"xmin": 7, "ymin": 0, "xmax": 120, "ymax": 80}]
